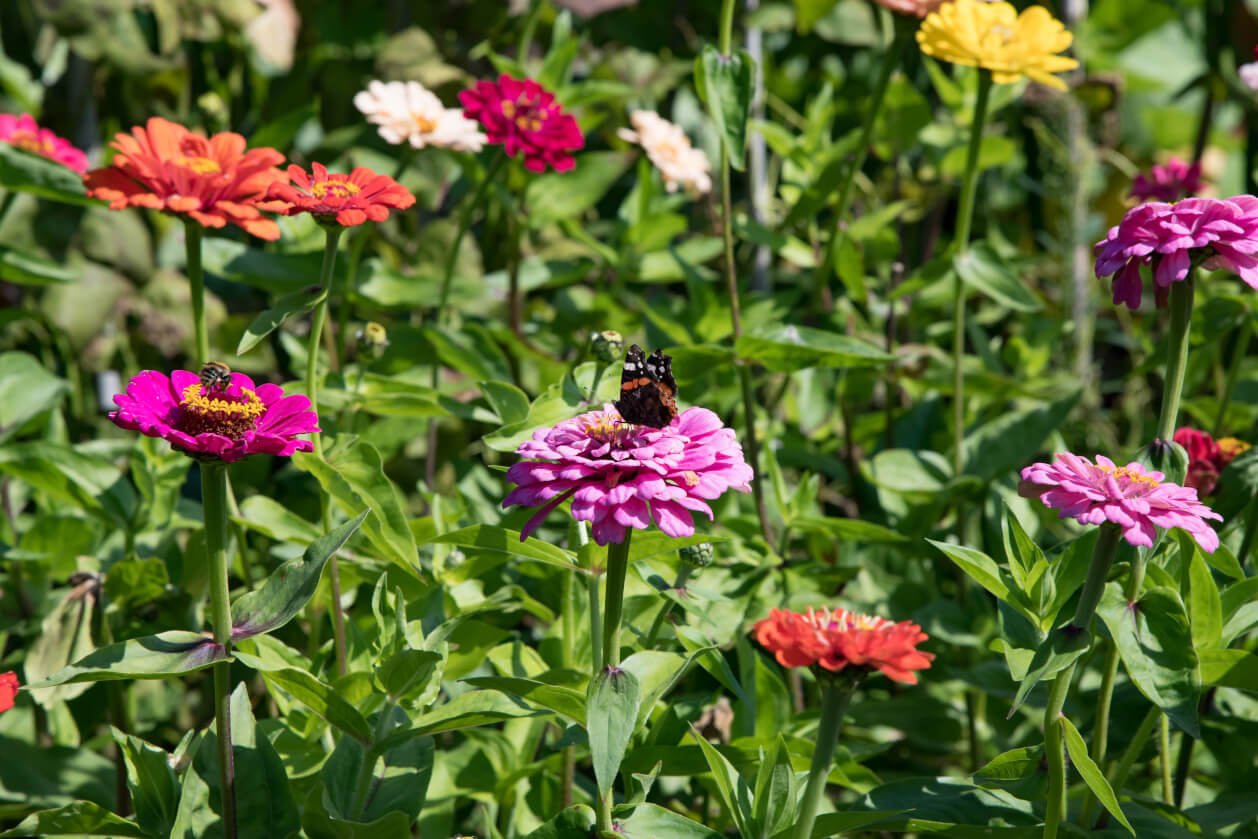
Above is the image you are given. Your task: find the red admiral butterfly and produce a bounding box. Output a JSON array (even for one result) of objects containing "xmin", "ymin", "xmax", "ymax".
[{"xmin": 615, "ymin": 344, "xmax": 678, "ymax": 429}]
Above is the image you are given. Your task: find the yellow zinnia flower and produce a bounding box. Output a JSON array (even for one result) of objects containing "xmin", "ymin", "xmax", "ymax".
[{"xmin": 916, "ymin": 0, "xmax": 1079, "ymax": 91}]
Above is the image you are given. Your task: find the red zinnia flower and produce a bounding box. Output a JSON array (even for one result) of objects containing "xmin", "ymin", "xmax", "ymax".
[
  {"xmin": 460, "ymin": 74, "xmax": 584, "ymax": 173},
  {"xmin": 266, "ymin": 162, "xmax": 415, "ymax": 227},
  {"xmin": 0, "ymin": 671, "xmax": 18, "ymax": 713},
  {"xmin": 0, "ymin": 114, "xmax": 88, "ymax": 173},
  {"xmin": 753, "ymin": 607, "xmax": 934, "ymax": 684},
  {"xmin": 83, "ymin": 117, "xmax": 288, "ymax": 240},
  {"xmin": 1174, "ymin": 428, "xmax": 1250, "ymax": 494}
]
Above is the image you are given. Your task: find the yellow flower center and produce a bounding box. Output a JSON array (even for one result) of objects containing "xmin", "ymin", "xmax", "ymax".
[
  {"xmin": 412, "ymin": 113, "xmax": 438, "ymax": 134},
  {"xmin": 179, "ymin": 382, "xmax": 265, "ymax": 440},
  {"xmin": 582, "ymin": 413, "xmax": 627, "ymax": 443},
  {"xmin": 1218, "ymin": 438, "xmax": 1250, "ymax": 458},
  {"xmin": 501, "ymin": 100, "xmax": 516, "ymax": 119},
  {"xmin": 1098, "ymin": 463, "xmax": 1161, "ymax": 489},
  {"xmin": 174, "ymin": 155, "xmax": 222, "ymax": 175},
  {"xmin": 11, "ymin": 131, "xmax": 53, "ymax": 156},
  {"xmin": 310, "ymin": 179, "xmax": 360, "ymax": 200}
]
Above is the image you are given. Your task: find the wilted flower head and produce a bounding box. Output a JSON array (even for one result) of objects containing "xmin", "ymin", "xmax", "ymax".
[
  {"xmin": 110, "ymin": 369, "xmax": 319, "ymax": 463},
  {"xmin": 84, "ymin": 117, "xmax": 288, "ymax": 240},
  {"xmin": 460, "ymin": 74, "xmax": 584, "ymax": 173},
  {"xmin": 0, "ymin": 114, "xmax": 88, "ymax": 173},
  {"xmin": 503, "ymin": 406, "xmax": 752, "ymax": 546},
  {"xmin": 1019, "ymin": 452, "xmax": 1222, "ymax": 552},
  {"xmin": 1129, "ymin": 157, "xmax": 1204, "ymax": 203},
  {"xmin": 0, "ymin": 671, "xmax": 17, "ymax": 714},
  {"xmin": 754, "ymin": 608, "xmax": 934, "ymax": 684},
  {"xmin": 266, "ymin": 162, "xmax": 415, "ymax": 227},
  {"xmin": 617, "ymin": 110, "xmax": 712, "ymax": 195},
  {"xmin": 1174, "ymin": 428, "xmax": 1248, "ymax": 495},
  {"xmin": 916, "ymin": 0, "xmax": 1078, "ymax": 91},
  {"xmin": 1094, "ymin": 196, "xmax": 1258, "ymax": 309},
  {"xmin": 354, "ymin": 80, "xmax": 487, "ymax": 152}
]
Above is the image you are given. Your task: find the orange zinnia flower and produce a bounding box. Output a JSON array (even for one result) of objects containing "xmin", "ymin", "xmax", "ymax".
[
  {"xmin": 754, "ymin": 607, "xmax": 934, "ymax": 684},
  {"xmin": 83, "ymin": 117, "xmax": 288, "ymax": 240},
  {"xmin": 265, "ymin": 163, "xmax": 415, "ymax": 227}
]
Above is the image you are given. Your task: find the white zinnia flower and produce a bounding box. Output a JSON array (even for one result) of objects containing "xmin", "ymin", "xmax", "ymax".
[
  {"xmin": 617, "ymin": 110, "xmax": 712, "ymax": 195},
  {"xmin": 1240, "ymin": 62, "xmax": 1258, "ymax": 92},
  {"xmin": 353, "ymin": 80, "xmax": 487, "ymax": 152}
]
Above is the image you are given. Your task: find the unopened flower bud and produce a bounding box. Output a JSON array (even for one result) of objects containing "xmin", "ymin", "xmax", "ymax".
[
  {"xmin": 680, "ymin": 542, "xmax": 714, "ymax": 568},
  {"xmin": 590, "ymin": 330, "xmax": 624, "ymax": 364},
  {"xmin": 356, "ymin": 321, "xmax": 390, "ymax": 362}
]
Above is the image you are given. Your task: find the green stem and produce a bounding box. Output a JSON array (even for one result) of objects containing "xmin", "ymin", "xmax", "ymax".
[
  {"xmin": 1155, "ymin": 278, "xmax": 1195, "ymax": 443},
  {"xmin": 642, "ymin": 564, "xmax": 693, "ymax": 649},
  {"xmin": 1071, "ymin": 524, "xmax": 1123, "ymax": 630},
  {"xmin": 951, "ymin": 71, "xmax": 994, "ymax": 476},
  {"xmin": 813, "ymin": 22, "xmax": 912, "ymax": 305},
  {"xmin": 1042, "ymin": 662, "xmax": 1077, "ymax": 839},
  {"xmin": 1108, "ymin": 705, "xmax": 1160, "ymax": 800},
  {"xmin": 307, "ymin": 226, "xmax": 348, "ymax": 676},
  {"xmin": 1238, "ymin": 495, "xmax": 1258, "ymax": 568},
  {"xmin": 601, "ymin": 531, "xmax": 633, "ymax": 670},
  {"xmin": 1212, "ymin": 315, "xmax": 1250, "ymax": 435},
  {"xmin": 1159, "ymin": 714, "xmax": 1173, "ymax": 803},
  {"xmin": 718, "ymin": 0, "xmax": 735, "ymax": 53},
  {"xmin": 201, "ymin": 464, "xmax": 236, "ymax": 839},
  {"xmin": 561, "ymin": 569, "xmax": 577, "ymax": 808},
  {"xmin": 185, "ymin": 222, "xmax": 208, "ymax": 363},
  {"xmin": 791, "ymin": 681, "xmax": 853, "ymax": 839},
  {"xmin": 1172, "ymin": 729, "xmax": 1194, "ymax": 806}
]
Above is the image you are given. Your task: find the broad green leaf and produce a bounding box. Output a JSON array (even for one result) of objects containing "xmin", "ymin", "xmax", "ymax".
[
  {"xmin": 1182, "ymin": 533, "xmax": 1222, "ymax": 650},
  {"xmin": 695, "ymin": 45, "xmax": 754, "ymax": 170},
  {"xmin": 235, "ymin": 495, "xmax": 321, "ymax": 544},
  {"xmin": 236, "ymin": 284, "xmax": 325, "ymax": 355},
  {"xmin": 398, "ymin": 689, "xmax": 542, "ymax": 741},
  {"xmin": 1097, "ymin": 584, "xmax": 1201, "ymax": 737},
  {"xmin": 0, "ymin": 441, "xmax": 135, "ymax": 528},
  {"xmin": 793, "ymin": 516, "xmax": 910, "ymax": 543},
  {"xmin": 974, "ymin": 746, "xmax": 1044, "ymax": 782},
  {"xmin": 1199, "ymin": 648, "xmax": 1258, "ymax": 691},
  {"xmin": 233, "ymin": 648, "xmax": 373, "ymax": 743},
  {"xmin": 617, "ymin": 803, "xmax": 724, "ymax": 838},
  {"xmin": 525, "ymin": 151, "xmax": 633, "ymax": 227},
  {"xmin": 0, "ymin": 352, "xmax": 68, "ymax": 447},
  {"xmin": 622, "ymin": 649, "xmax": 703, "ymax": 728},
  {"xmin": 0, "ymin": 245, "xmax": 77, "ymax": 286},
  {"xmin": 463, "ymin": 676, "xmax": 586, "ymax": 725},
  {"xmin": 1061, "ymin": 715, "xmax": 1135, "ymax": 835},
  {"xmin": 0, "ymin": 143, "xmax": 99, "ymax": 206},
  {"xmin": 753, "ymin": 736, "xmax": 798, "ymax": 837},
  {"xmin": 429, "ymin": 525, "xmax": 582, "ymax": 573},
  {"xmin": 626, "ymin": 532, "xmax": 728, "ymax": 563},
  {"xmin": 323, "ymin": 707, "xmax": 433, "ymax": 825},
  {"xmin": 481, "ymin": 380, "xmax": 530, "ymax": 425},
  {"xmin": 928, "ymin": 540, "xmax": 1011, "ymax": 603},
  {"xmin": 690, "ymin": 727, "xmax": 756, "ymax": 839},
  {"xmin": 112, "ymin": 729, "xmax": 179, "ymax": 839},
  {"xmin": 24, "ymin": 584, "xmax": 96, "ymax": 706},
  {"xmin": 953, "ymin": 242, "xmax": 1041, "ymax": 312},
  {"xmin": 1009, "ymin": 628, "xmax": 1091, "ymax": 716},
  {"xmin": 864, "ymin": 449, "xmax": 952, "ymax": 495},
  {"xmin": 735, "ymin": 324, "xmax": 893, "ymax": 372},
  {"xmin": 769, "ymin": 811, "xmax": 908, "ymax": 839},
  {"xmin": 587, "ymin": 666, "xmax": 641, "ymax": 798},
  {"xmin": 521, "ymin": 806, "xmax": 597, "ymax": 839},
  {"xmin": 795, "ymin": 0, "xmax": 840, "ymax": 32},
  {"xmin": 961, "ymin": 394, "xmax": 1078, "ymax": 482},
  {"xmin": 374, "ymin": 649, "xmax": 443, "ymax": 702},
  {"xmin": 940, "ymin": 135, "xmax": 1017, "ymax": 179},
  {"xmin": 232, "ymin": 510, "xmax": 367, "ymax": 640},
  {"xmin": 0, "ymin": 801, "xmax": 147, "ymax": 837},
  {"xmin": 30, "ymin": 631, "xmax": 228, "ymax": 688},
  {"xmin": 294, "ymin": 442, "xmax": 418, "ymax": 575},
  {"xmin": 201, "ymin": 238, "xmax": 328, "ymax": 294}
]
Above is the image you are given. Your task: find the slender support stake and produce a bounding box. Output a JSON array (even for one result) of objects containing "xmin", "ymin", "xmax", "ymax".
[
  {"xmin": 1042, "ymin": 663, "xmax": 1077, "ymax": 839},
  {"xmin": 201, "ymin": 464, "xmax": 237, "ymax": 839},
  {"xmin": 1155, "ymin": 278, "xmax": 1195, "ymax": 443},
  {"xmin": 185, "ymin": 222, "xmax": 209, "ymax": 363},
  {"xmin": 791, "ymin": 679, "xmax": 854, "ymax": 839},
  {"xmin": 307, "ymin": 226, "xmax": 348, "ymax": 676}
]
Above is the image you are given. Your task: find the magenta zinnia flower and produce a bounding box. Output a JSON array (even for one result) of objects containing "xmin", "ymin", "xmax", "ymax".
[
  {"xmin": 460, "ymin": 75, "xmax": 584, "ymax": 173},
  {"xmin": 1128, "ymin": 157, "xmax": 1204, "ymax": 203},
  {"xmin": 0, "ymin": 113, "xmax": 88, "ymax": 173},
  {"xmin": 1018, "ymin": 452, "xmax": 1222, "ymax": 552},
  {"xmin": 1094, "ymin": 196, "xmax": 1258, "ymax": 310},
  {"xmin": 503, "ymin": 406, "xmax": 753, "ymax": 546},
  {"xmin": 110, "ymin": 369, "xmax": 319, "ymax": 463}
]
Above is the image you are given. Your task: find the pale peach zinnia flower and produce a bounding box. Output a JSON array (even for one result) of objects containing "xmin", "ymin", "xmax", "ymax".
[
  {"xmin": 617, "ymin": 110, "xmax": 712, "ymax": 195},
  {"xmin": 354, "ymin": 80, "xmax": 487, "ymax": 153}
]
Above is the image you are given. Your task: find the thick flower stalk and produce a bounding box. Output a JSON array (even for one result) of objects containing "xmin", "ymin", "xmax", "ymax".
[
  {"xmin": 267, "ymin": 162, "xmax": 416, "ymax": 227},
  {"xmin": 0, "ymin": 113, "xmax": 88, "ymax": 173},
  {"xmin": 460, "ymin": 74, "xmax": 584, "ymax": 173},
  {"xmin": 1019, "ymin": 453, "xmax": 1222, "ymax": 552},
  {"xmin": 1130, "ymin": 157, "xmax": 1204, "ymax": 203},
  {"xmin": 109, "ymin": 369, "xmax": 318, "ymax": 462},
  {"xmin": 502, "ymin": 406, "xmax": 753, "ymax": 546},
  {"xmin": 354, "ymin": 79, "xmax": 487, "ymax": 151},
  {"xmin": 915, "ymin": 0, "xmax": 1079, "ymax": 91},
  {"xmin": 753, "ymin": 607, "xmax": 933, "ymax": 839},
  {"xmin": 618, "ymin": 110, "xmax": 712, "ymax": 194}
]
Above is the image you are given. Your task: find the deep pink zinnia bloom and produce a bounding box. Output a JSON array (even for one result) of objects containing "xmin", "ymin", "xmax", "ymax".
[
  {"xmin": 1018, "ymin": 452, "xmax": 1221, "ymax": 552},
  {"xmin": 1128, "ymin": 157, "xmax": 1204, "ymax": 203},
  {"xmin": 110, "ymin": 369, "xmax": 319, "ymax": 463},
  {"xmin": 503, "ymin": 406, "xmax": 753, "ymax": 546},
  {"xmin": 1094, "ymin": 196, "xmax": 1258, "ymax": 310},
  {"xmin": 459, "ymin": 75, "xmax": 584, "ymax": 173},
  {"xmin": 0, "ymin": 113, "xmax": 88, "ymax": 173}
]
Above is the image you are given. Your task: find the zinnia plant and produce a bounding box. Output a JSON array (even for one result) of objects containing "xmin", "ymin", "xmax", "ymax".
[
  {"xmin": 459, "ymin": 74, "xmax": 584, "ymax": 173},
  {"xmin": 1174, "ymin": 427, "xmax": 1249, "ymax": 494},
  {"xmin": 0, "ymin": 113, "xmax": 88, "ymax": 173},
  {"xmin": 618, "ymin": 110, "xmax": 712, "ymax": 195},
  {"xmin": 754, "ymin": 607, "xmax": 933, "ymax": 839},
  {"xmin": 354, "ymin": 79, "xmax": 487, "ymax": 152},
  {"xmin": 1129, "ymin": 156, "xmax": 1204, "ymax": 203},
  {"xmin": 0, "ymin": 671, "xmax": 17, "ymax": 714}
]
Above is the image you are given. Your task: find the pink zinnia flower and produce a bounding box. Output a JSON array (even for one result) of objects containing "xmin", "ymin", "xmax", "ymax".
[
  {"xmin": 110, "ymin": 369, "xmax": 319, "ymax": 463},
  {"xmin": 503, "ymin": 406, "xmax": 753, "ymax": 546},
  {"xmin": 1129, "ymin": 157, "xmax": 1204, "ymax": 202},
  {"xmin": 460, "ymin": 75, "xmax": 584, "ymax": 173},
  {"xmin": 0, "ymin": 113, "xmax": 88, "ymax": 173},
  {"xmin": 1018, "ymin": 452, "xmax": 1222, "ymax": 552},
  {"xmin": 1094, "ymin": 196, "xmax": 1258, "ymax": 310}
]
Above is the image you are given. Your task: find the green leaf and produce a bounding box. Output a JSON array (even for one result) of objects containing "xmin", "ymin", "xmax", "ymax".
[
  {"xmin": 323, "ymin": 708, "xmax": 433, "ymax": 826},
  {"xmin": 374, "ymin": 649, "xmax": 443, "ymax": 702},
  {"xmin": 0, "ymin": 352, "xmax": 68, "ymax": 447},
  {"xmin": 753, "ymin": 736, "xmax": 798, "ymax": 836},
  {"xmin": 235, "ymin": 496, "xmax": 321, "ymax": 544},
  {"xmin": 940, "ymin": 135, "xmax": 1017, "ymax": 179},
  {"xmin": 0, "ymin": 143, "xmax": 99, "ymax": 206},
  {"xmin": 795, "ymin": 0, "xmax": 840, "ymax": 32},
  {"xmin": 1061, "ymin": 715, "xmax": 1135, "ymax": 835},
  {"xmin": 429, "ymin": 525, "xmax": 582, "ymax": 573},
  {"xmin": 0, "ymin": 441, "xmax": 135, "ymax": 528},
  {"xmin": 953, "ymin": 242, "xmax": 1041, "ymax": 312},
  {"xmin": 626, "ymin": 532, "xmax": 728, "ymax": 563},
  {"xmin": 1181, "ymin": 532, "xmax": 1222, "ymax": 650},
  {"xmin": 30, "ymin": 631, "xmax": 228, "ymax": 688},
  {"xmin": 1199, "ymin": 648, "xmax": 1258, "ymax": 691},
  {"xmin": 462, "ymin": 676, "xmax": 586, "ymax": 725},
  {"xmin": 929, "ymin": 540, "xmax": 1011, "ymax": 603},
  {"xmin": 201, "ymin": 238, "xmax": 329, "ymax": 295},
  {"xmin": 961, "ymin": 394, "xmax": 1078, "ymax": 482},
  {"xmin": 695, "ymin": 45, "xmax": 754, "ymax": 170},
  {"xmin": 112, "ymin": 729, "xmax": 180, "ymax": 839},
  {"xmin": 617, "ymin": 803, "xmax": 724, "ymax": 838},
  {"xmin": 0, "ymin": 801, "xmax": 147, "ymax": 837},
  {"xmin": 401, "ymin": 689, "xmax": 542, "ymax": 740},
  {"xmin": 0, "ymin": 245, "xmax": 77, "ymax": 286},
  {"xmin": 690, "ymin": 728, "xmax": 756, "ymax": 839},
  {"xmin": 232, "ymin": 510, "xmax": 368, "ymax": 640},
  {"xmin": 735, "ymin": 324, "xmax": 893, "ymax": 372},
  {"xmin": 236, "ymin": 284, "xmax": 325, "ymax": 355},
  {"xmin": 525, "ymin": 151, "xmax": 633, "ymax": 227},
  {"xmin": 521, "ymin": 806, "xmax": 597, "ymax": 839},
  {"xmin": 1098, "ymin": 584, "xmax": 1202, "ymax": 737},
  {"xmin": 24, "ymin": 584, "xmax": 97, "ymax": 706},
  {"xmin": 294, "ymin": 442, "xmax": 418, "ymax": 575},
  {"xmin": 973, "ymin": 746, "xmax": 1044, "ymax": 782},
  {"xmin": 587, "ymin": 666, "xmax": 641, "ymax": 798},
  {"xmin": 793, "ymin": 516, "xmax": 910, "ymax": 543},
  {"xmin": 233, "ymin": 648, "xmax": 373, "ymax": 744},
  {"xmin": 1008, "ymin": 627, "xmax": 1091, "ymax": 716}
]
